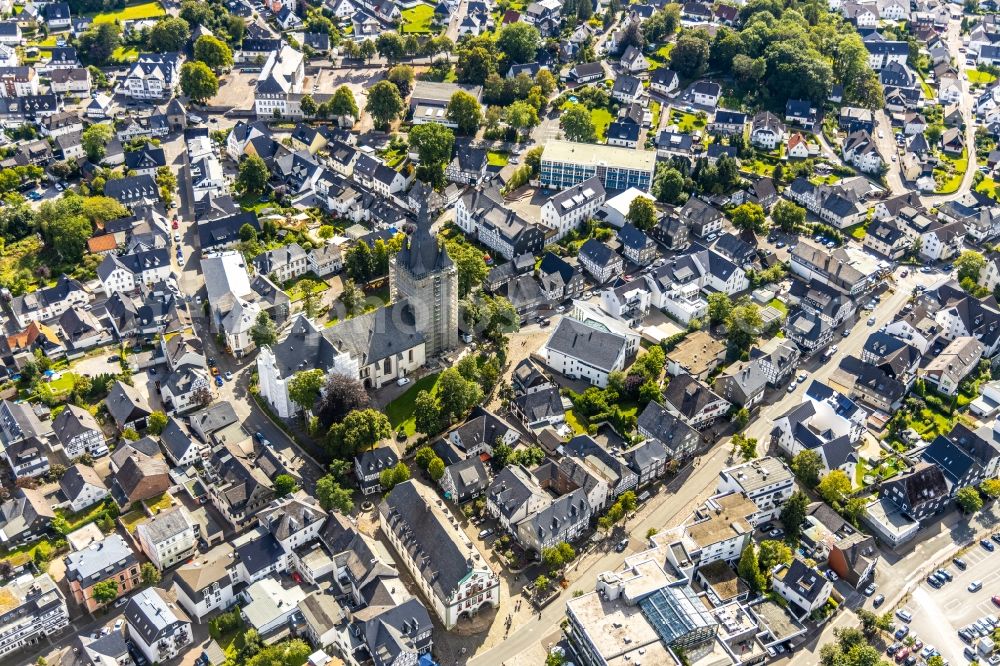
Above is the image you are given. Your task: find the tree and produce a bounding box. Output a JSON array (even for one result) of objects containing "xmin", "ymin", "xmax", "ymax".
[
  {"xmin": 409, "ymin": 122, "xmax": 455, "ymax": 187},
  {"xmin": 757, "ymin": 540, "xmax": 792, "ymax": 581},
  {"xmin": 644, "ymin": 5, "xmax": 681, "ymax": 42},
  {"xmin": 82, "ymin": 123, "xmax": 114, "ymax": 162},
  {"xmin": 446, "ymin": 239, "xmax": 489, "ymax": 297},
  {"xmin": 427, "ymin": 456, "xmax": 446, "ymax": 481},
  {"xmin": 737, "ymin": 543, "xmax": 764, "ymax": 591},
  {"xmin": 316, "ymin": 475, "xmax": 354, "ymax": 514},
  {"xmin": 273, "ymin": 474, "xmax": 297, "ymax": 497},
  {"xmin": 315, "ymin": 374, "xmax": 369, "ymax": 429},
  {"xmin": 497, "ymin": 23, "xmax": 541, "ymax": 64},
  {"xmin": 194, "ymin": 35, "xmax": 233, "ymax": 72},
  {"xmin": 288, "ymin": 368, "xmax": 326, "ymax": 414},
  {"xmin": 626, "ymin": 196, "xmax": 657, "ymax": 231},
  {"xmin": 340, "ymin": 278, "xmax": 365, "ymax": 316},
  {"xmin": 147, "ymin": 16, "xmax": 191, "ymax": 52},
  {"xmin": 237, "ymin": 154, "xmax": 269, "ymax": 195},
  {"xmin": 791, "ymin": 450, "xmax": 823, "ymax": 488},
  {"xmin": 956, "ymin": 250, "xmax": 986, "ymax": 283},
  {"xmin": 957, "ymin": 486, "xmax": 984, "ymax": 514},
  {"xmin": 653, "ymin": 165, "xmax": 685, "ymax": 204},
  {"xmin": 982, "ymin": 478, "xmax": 1000, "ymax": 499},
  {"xmin": 414, "ymin": 390, "xmax": 442, "ymax": 435},
  {"xmin": 726, "ymin": 300, "xmax": 762, "ymax": 352},
  {"xmin": 48, "ymin": 215, "xmax": 92, "ymax": 262},
  {"xmin": 180, "ymin": 61, "xmax": 219, "ymax": 103},
  {"xmin": 78, "ymin": 23, "xmax": 121, "ymax": 66},
  {"xmin": 731, "ymin": 433, "xmax": 758, "ymax": 461},
  {"xmin": 926, "ymin": 123, "xmax": 944, "ymax": 146},
  {"xmin": 327, "ymin": 408, "xmax": 392, "ymax": 458},
  {"xmin": 560, "ymin": 105, "xmax": 596, "ymax": 143},
  {"xmin": 447, "ymin": 90, "xmax": 483, "ymax": 136},
  {"xmin": 147, "ymin": 411, "xmax": 168, "ymax": 435},
  {"xmin": 415, "ymin": 446, "xmax": 437, "ymax": 470},
  {"xmin": 817, "ymin": 469, "xmax": 852, "ymax": 505},
  {"xmin": 91, "ymin": 580, "xmax": 119, "ymax": 606},
  {"xmin": 387, "ymin": 64, "xmax": 415, "ymax": 96},
  {"xmin": 534, "ymin": 574, "xmax": 550, "ymax": 592},
  {"xmin": 505, "ymin": 100, "xmax": 539, "ymax": 140},
  {"xmin": 632, "ymin": 346, "xmax": 665, "ymax": 381},
  {"xmin": 669, "ymin": 33, "xmax": 710, "ymax": 77},
  {"xmin": 771, "ymin": 199, "xmax": 805, "ymax": 232},
  {"xmin": 380, "ymin": 462, "xmax": 411, "ymax": 491},
  {"xmin": 731, "ymin": 202, "xmax": 767, "ymax": 234},
  {"xmin": 330, "ymin": 86, "xmax": 359, "ymax": 125},
  {"xmin": 706, "ymin": 292, "xmax": 732, "ymax": 325},
  {"xmin": 365, "ymin": 80, "xmax": 404, "ymax": 130},
  {"xmin": 141, "ymin": 562, "xmax": 161, "ymax": 585},
  {"xmin": 436, "ymin": 367, "xmax": 483, "ymax": 424},
  {"xmin": 780, "ymin": 491, "xmax": 809, "ymax": 538},
  {"xmin": 300, "ymin": 95, "xmax": 317, "ymax": 118},
  {"xmin": 250, "ymin": 311, "xmax": 278, "ymax": 347}
]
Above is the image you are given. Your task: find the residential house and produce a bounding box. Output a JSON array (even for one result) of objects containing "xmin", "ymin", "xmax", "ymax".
[{"xmin": 64, "ymin": 533, "xmax": 141, "ymax": 613}]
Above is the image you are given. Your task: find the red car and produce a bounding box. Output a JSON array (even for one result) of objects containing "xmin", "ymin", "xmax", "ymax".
[
  {"xmin": 895, "ymin": 649, "xmax": 909, "ymax": 663},
  {"xmin": 172, "ymin": 220, "xmax": 179, "ymax": 229},
  {"xmin": 992, "ymin": 595, "xmax": 1000, "ymax": 606},
  {"xmin": 291, "ymin": 571, "xmax": 303, "ymax": 584}
]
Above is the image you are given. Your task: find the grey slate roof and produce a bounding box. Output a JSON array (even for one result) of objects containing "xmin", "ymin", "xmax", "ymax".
[
  {"xmin": 105, "ymin": 381, "xmax": 152, "ymax": 428},
  {"xmin": 59, "ymin": 464, "xmax": 106, "ymax": 503},
  {"xmin": 545, "ymin": 317, "xmax": 625, "ymax": 372},
  {"xmin": 379, "ymin": 481, "xmax": 477, "ymax": 602},
  {"xmin": 636, "ymin": 401, "xmax": 700, "ymax": 455}
]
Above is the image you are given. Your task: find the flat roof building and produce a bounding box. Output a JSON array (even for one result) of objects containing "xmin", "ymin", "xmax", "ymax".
[{"xmin": 540, "ymin": 140, "xmax": 656, "ymax": 192}]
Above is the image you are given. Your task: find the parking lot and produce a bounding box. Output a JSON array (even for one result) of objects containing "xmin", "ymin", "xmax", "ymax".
[{"xmin": 901, "ymin": 541, "xmax": 1000, "ymax": 664}]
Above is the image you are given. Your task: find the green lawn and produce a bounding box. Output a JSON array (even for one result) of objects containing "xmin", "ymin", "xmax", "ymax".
[
  {"xmin": 119, "ymin": 509, "xmax": 147, "ymax": 533},
  {"xmin": 977, "ymin": 175, "xmax": 998, "ymax": 199},
  {"xmin": 36, "ymin": 372, "xmax": 77, "ymax": 401},
  {"xmin": 57, "ymin": 501, "xmax": 111, "ymax": 532},
  {"xmin": 767, "ymin": 299, "xmax": 787, "ymax": 314},
  {"xmin": 142, "ymin": 492, "xmax": 173, "ymax": 515},
  {"xmin": 591, "ymin": 107, "xmax": 613, "ymax": 141},
  {"xmin": 968, "ymin": 69, "xmax": 998, "ymax": 85},
  {"xmin": 565, "ymin": 409, "xmax": 588, "ymax": 435},
  {"xmin": 88, "ymin": 1, "xmax": 166, "ymax": 23},
  {"xmin": 400, "ymin": 3, "xmax": 435, "ymax": 33},
  {"xmin": 238, "ymin": 191, "xmax": 273, "ymax": 212},
  {"xmin": 669, "ymin": 109, "xmax": 705, "ymax": 133},
  {"xmin": 934, "ymin": 148, "xmax": 968, "ymax": 194},
  {"xmin": 285, "ymin": 273, "xmax": 329, "ymax": 302},
  {"xmin": 918, "ymin": 74, "xmax": 935, "ymax": 100},
  {"xmin": 386, "ymin": 372, "xmax": 441, "ymax": 436},
  {"xmin": 646, "ymin": 43, "xmax": 673, "ymax": 70},
  {"xmin": 487, "ymin": 150, "xmax": 509, "ymax": 167},
  {"xmin": 112, "ymin": 46, "xmax": 139, "ymax": 62}
]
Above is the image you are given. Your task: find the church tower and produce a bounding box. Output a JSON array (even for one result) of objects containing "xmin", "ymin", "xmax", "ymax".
[{"xmin": 390, "ymin": 200, "xmax": 459, "ymax": 356}]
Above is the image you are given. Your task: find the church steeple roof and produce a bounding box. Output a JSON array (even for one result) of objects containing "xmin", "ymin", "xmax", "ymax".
[{"xmin": 396, "ymin": 199, "xmax": 453, "ymax": 278}]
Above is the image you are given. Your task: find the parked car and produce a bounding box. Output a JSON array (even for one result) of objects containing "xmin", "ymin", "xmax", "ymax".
[
  {"xmin": 983, "ymin": 539, "xmax": 995, "ymax": 551},
  {"xmin": 826, "ymin": 570, "xmax": 839, "ymax": 582},
  {"xmin": 614, "ymin": 539, "xmax": 628, "ymax": 552},
  {"xmin": 955, "ymin": 557, "xmax": 968, "ymax": 570},
  {"xmin": 864, "ymin": 583, "xmax": 877, "ymax": 596},
  {"xmin": 873, "ymin": 594, "xmax": 885, "ymax": 608},
  {"xmin": 396, "ymin": 377, "xmax": 411, "ymax": 386},
  {"xmin": 970, "ymin": 580, "xmax": 983, "ymax": 592},
  {"xmin": 224, "ymin": 371, "xmax": 233, "ymax": 381},
  {"xmin": 897, "ymin": 609, "xmax": 913, "ymax": 623},
  {"xmin": 895, "ymin": 626, "xmax": 910, "ymax": 640},
  {"xmin": 114, "ymin": 597, "xmax": 128, "ymax": 608},
  {"xmin": 868, "ymin": 316, "xmax": 877, "ymax": 325},
  {"xmin": 478, "ymin": 528, "xmax": 493, "ymax": 539},
  {"xmin": 215, "ymin": 376, "xmax": 223, "ymax": 387}
]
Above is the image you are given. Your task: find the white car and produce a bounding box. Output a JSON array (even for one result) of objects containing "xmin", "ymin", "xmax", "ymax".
[
  {"xmin": 396, "ymin": 377, "xmax": 411, "ymax": 386},
  {"xmin": 113, "ymin": 619, "xmax": 124, "ymax": 631}
]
